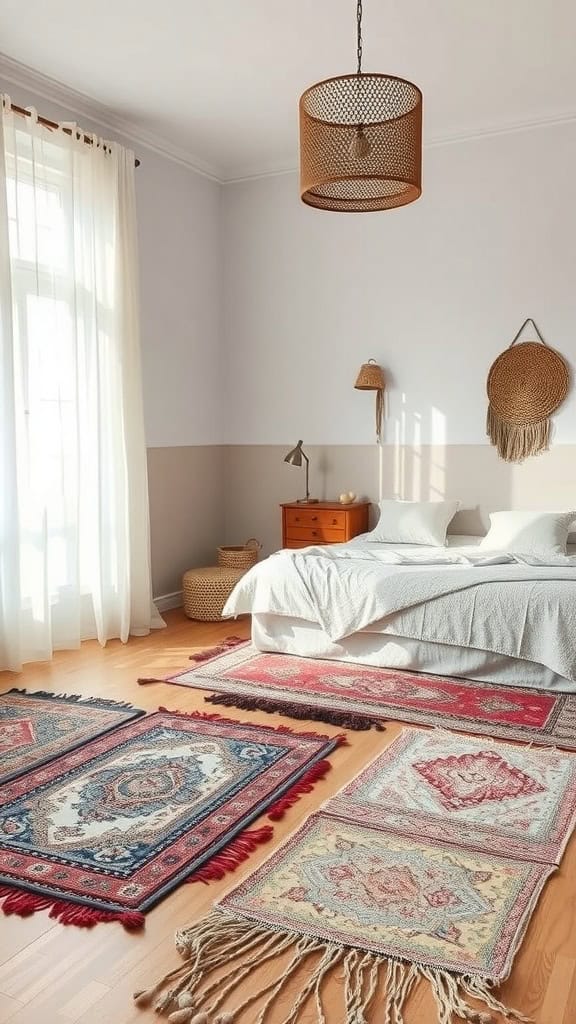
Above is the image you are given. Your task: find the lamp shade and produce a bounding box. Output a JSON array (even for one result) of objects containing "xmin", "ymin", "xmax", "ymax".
[
  {"xmin": 284, "ymin": 441, "xmax": 304, "ymax": 467},
  {"xmin": 354, "ymin": 360, "xmax": 385, "ymax": 390},
  {"xmin": 300, "ymin": 73, "xmax": 422, "ymax": 213}
]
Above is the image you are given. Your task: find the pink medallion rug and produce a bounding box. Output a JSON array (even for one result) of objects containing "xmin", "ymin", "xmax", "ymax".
[
  {"xmin": 139, "ymin": 637, "xmax": 576, "ymax": 748},
  {"xmin": 138, "ymin": 728, "xmax": 576, "ymax": 1023}
]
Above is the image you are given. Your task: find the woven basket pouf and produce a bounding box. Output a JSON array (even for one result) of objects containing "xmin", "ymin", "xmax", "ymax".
[{"xmin": 182, "ymin": 566, "xmax": 245, "ymax": 622}]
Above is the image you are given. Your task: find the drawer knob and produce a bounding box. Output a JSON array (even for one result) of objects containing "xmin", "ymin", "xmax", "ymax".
[
  {"xmin": 311, "ymin": 516, "xmax": 318, "ymax": 522},
  {"xmin": 295, "ymin": 516, "xmax": 300, "ymax": 522},
  {"xmin": 312, "ymin": 530, "xmax": 317, "ymax": 536},
  {"xmin": 332, "ymin": 518, "xmax": 337, "ymax": 524}
]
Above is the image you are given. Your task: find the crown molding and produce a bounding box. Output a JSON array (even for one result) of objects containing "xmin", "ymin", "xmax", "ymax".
[
  {"xmin": 2, "ymin": 52, "xmax": 575, "ymax": 187},
  {"xmin": 221, "ymin": 109, "xmax": 576, "ymax": 183},
  {"xmin": 0, "ymin": 52, "xmax": 223, "ymax": 182},
  {"xmin": 425, "ymin": 109, "xmax": 576, "ymax": 149}
]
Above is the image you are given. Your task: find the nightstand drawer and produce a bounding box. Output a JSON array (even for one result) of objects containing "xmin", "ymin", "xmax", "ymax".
[
  {"xmin": 285, "ymin": 525, "xmax": 346, "ymax": 544},
  {"xmin": 285, "ymin": 508, "xmax": 346, "ymax": 530},
  {"xmin": 281, "ymin": 501, "xmax": 370, "ymax": 550}
]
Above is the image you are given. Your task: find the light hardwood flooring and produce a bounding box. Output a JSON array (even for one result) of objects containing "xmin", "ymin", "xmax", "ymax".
[{"xmin": 0, "ymin": 611, "xmax": 575, "ymax": 1024}]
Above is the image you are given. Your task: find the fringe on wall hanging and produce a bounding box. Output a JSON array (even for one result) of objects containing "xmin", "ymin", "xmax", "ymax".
[{"xmin": 486, "ymin": 319, "xmax": 569, "ymax": 463}]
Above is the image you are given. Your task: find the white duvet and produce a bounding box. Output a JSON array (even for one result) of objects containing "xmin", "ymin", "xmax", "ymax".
[{"xmin": 223, "ymin": 541, "xmax": 576, "ymax": 682}]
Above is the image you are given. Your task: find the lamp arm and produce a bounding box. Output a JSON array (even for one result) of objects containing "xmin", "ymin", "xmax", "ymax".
[{"xmin": 302, "ymin": 451, "xmax": 310, "ymax": 501}]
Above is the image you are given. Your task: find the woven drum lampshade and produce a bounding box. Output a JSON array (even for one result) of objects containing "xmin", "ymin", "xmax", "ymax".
[
  {"xmin": 300, "ymin": 74, "xmax": 422, "ymax": 212},
  {"xmin": 299, "ymin": 0, "xmax": 422, "ymax": 213}
]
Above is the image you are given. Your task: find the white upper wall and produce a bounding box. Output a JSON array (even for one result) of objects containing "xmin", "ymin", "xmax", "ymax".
[
  {"xmin": 4, "ymin": 68, "xmax": 576, "ymax": 453},
  {"xmin": 0, "ymin": 76, "xmax": 222, "ymax": 447},
  {"xmin": 3, "ymin": 2, "xmax": 576, "ymax": 180},
  {"xmin": 137, "ymin": 156, "xmax": 221, "ymax": 446},
  {"xmin": 222, "ymin": 121, "xmax": 576, "ymax": 446}
]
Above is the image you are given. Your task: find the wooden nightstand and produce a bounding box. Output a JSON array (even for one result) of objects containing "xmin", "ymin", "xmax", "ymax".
[{"xmin": 281, "ymin": 501, "xmax": 370, "ymax": 549}]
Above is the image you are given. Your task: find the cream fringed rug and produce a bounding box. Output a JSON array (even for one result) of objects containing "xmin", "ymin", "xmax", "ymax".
[{"xmin": 136, "ymin": 729, "xmax": 576, "ymax": 1024}]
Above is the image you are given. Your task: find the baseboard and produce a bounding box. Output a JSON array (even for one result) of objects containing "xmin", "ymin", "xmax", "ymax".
[{"xmin": 154, "ymin": 590, "xmax": 183, "ymax": 612}]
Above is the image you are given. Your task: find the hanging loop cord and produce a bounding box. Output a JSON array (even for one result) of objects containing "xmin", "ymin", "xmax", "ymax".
[
  {"xmin": 509, "ymin": 317, "xmax": 548, "ymax": 347},
  {"xmin": 356, "ymin": 0, "xmax": 363, "ymax": 74}
]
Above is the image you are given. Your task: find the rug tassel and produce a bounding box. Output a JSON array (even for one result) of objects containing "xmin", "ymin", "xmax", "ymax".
[
  {"xmin": 211, "ymin": 937, "xmax": 321, "ymax": 1023},
  {"xmin": 188, "ymin": 638, "xmax": 246, "ymax": 663},
  {"xmin": 267, "ymin": 760, "xmax": 332, "ymax": 820},
  {"xmin": 460, "ymin": 977, "xmax": 531, "ymax": 1022},
  {"xmin": 0, "ymin": 886, "xmax": 144, "ymax": 930},
  {"xmin": 7, "ymin": 687, "xmax": 142, "ymax": 711},
  {"xmin": 144, "ymin": 911, "xmax": 530, "ymax": 1024},
  {"xmin": 205, "ymin": 692, "xmax": 385, "ymax": 732},
  {"xmin": 187, "ymin": 826, "xmax": 274, "ymax": 884},
  {"xmin": 276, "ymin": 944, "xmax": 343, "ymax": 1024}
]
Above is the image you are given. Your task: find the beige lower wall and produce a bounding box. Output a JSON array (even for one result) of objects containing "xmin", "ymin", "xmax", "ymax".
[
  {"xmin": 222, "ymin": 445, "xmax": 576, "ymax": 556},
  {"xmin": 146, "ymin": 443, "xmax": 576, "ymax": 599},
  {"xmin": 147, "ymin": 446, "xmax": 225, "ymax": 598}
]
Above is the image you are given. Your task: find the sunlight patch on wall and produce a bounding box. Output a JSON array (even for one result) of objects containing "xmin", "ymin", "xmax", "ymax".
[
  {"xmin": 390, "ymin": 398, "xmax": 447, "ymax": 501},
  {"xmin": 430, "ymin": 407, "xmax": 447, "ymax": 500}
]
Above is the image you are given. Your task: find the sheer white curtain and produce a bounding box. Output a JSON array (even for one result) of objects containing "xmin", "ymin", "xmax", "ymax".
[{"xmin": 0, "ymin": 98, "xmax": 163, "ymax": 671}]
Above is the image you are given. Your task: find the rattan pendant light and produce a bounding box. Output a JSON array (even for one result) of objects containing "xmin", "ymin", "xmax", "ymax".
[{"xmin": 299, "ymin": 0, "xmax": 422, "ymax": 212}]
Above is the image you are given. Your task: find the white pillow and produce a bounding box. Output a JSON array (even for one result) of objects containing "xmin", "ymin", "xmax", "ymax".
[
  {"xmin": 368, "ymin": 499, "xmax": 461, "ymax": 547},
  {"xmin": 479, "ymin": 510, "xmax": 576, "ymax": 557}
]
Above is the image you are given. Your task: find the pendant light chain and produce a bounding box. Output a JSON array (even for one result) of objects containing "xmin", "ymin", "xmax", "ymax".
[{"xmin": 356, "ymin": 0, "xmax": 363, "ymax": 75}]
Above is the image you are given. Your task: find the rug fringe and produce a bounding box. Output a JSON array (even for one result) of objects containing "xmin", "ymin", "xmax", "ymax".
[
  {"xmin": 138, "ymin": 637, "xmax": 247, "ymax": 685},
  {"xmin": 188, "ymin": 637, "xmax": 247, "ymax": 663},
  {"xmin": 0, "ymin": 885, "xmax": 144, "ymax": 930},
  {"xmin": 157, "ymin": 707, "xmax": 347, "ymax": 746},
  {"xmin": 186, "ymin": 760, "xmax": 335, "ymax": 884},
  {"xmin": 137, "ymin": 909, "xmax": 529, "ymax": 1023},
  {"xmin": 267, "ymin": 759, "xmax": 332, "ymax": 820},
  {"xmin": 187, "ymin": 827, "xmax": 274, "ymax": 883},
  {"xmin": 6, "ymin": 688, "xmax": 142, "ymax": 711},
  {"xmin": 205, "ymin": 691, "xmax": 385, "ymax": 732}
]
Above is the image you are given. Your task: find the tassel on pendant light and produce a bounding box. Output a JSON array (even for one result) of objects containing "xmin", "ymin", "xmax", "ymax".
[{"xmin": 299, "ymin": 0, "xmax": 422, "ymax": 212}]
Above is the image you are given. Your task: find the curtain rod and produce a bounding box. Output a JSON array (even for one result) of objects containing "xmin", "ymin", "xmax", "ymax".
[{"xmin": 9, "ymin": 102, "xmax": 141, "ymax": 167}]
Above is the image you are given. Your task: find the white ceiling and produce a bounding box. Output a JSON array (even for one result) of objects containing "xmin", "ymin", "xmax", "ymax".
[{"xmin": 0, "ymin": 0, "xmax": 575, "ymax": 180}]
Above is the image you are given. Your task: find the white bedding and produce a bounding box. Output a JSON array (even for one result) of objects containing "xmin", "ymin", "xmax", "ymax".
[
  {"xmin": 223, "ymin": 536, "xmax": 576, "ymax": 683},
  {"xmin": 251, "ymin": 615, "xmax": 575, "ymax": 691}
]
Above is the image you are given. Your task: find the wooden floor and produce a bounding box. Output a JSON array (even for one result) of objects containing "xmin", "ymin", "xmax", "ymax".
[{"xmin": 0, "ymin": 611, "xmax": 575, "ymax": 1024}]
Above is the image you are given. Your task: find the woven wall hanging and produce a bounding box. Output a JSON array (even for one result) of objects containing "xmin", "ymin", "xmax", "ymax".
[{"xmin": 486, "ymin": 318, "xmax": 570, "ymax": 463}]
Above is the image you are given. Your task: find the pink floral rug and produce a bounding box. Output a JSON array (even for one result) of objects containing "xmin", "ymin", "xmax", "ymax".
[
  {"xmin": 140, "ymin": 728, "xmax": 576, "ymax": 1023},
  {"xmin": 140, "ymin": 637, "xmax": 576, "ymax": 748}
]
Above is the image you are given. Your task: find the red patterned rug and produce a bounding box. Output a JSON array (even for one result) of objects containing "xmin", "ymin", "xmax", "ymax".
[
  {"xmin": 0, "ymin": 689, "xmax": 145, "ymax": 784},
  {"xmin": 0, "ymin": 709, "xmax": 341, "ymax": 929},
  {"xmin": 140, "ymin": 638, "xmax": 576, "ymax": 748}
]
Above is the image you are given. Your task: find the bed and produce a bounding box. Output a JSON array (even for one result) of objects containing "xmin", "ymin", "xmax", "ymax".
[{"xmin": 223, "ymin": 535, "xmax": 576, "ymax": 693}]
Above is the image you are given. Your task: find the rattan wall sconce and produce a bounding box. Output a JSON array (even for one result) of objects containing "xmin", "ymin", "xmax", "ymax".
[
  {"xmin": 355, "ymin": 359, "xmax": 385, "ymax": 441},
  {"xmin": 299, "ymin": 0, "xmax": 422, "ymax": 212}
]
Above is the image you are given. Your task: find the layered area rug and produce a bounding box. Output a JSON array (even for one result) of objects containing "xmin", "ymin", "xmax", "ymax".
[
  {"xmin": 141, "ymin": 728, "xmax": 576, "ymax": 1023},
  {"xmin": 0, "ymin": 689, "xmax": 145, "ymax": 784},
  {"xmin": 144, "ymin": 639, "xmax": 576, "ymax": 748},
  {"xmin": 0, "ymin": 709, "xmax": 340, "ymax": 929}
]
